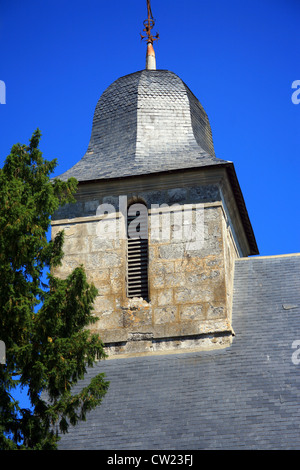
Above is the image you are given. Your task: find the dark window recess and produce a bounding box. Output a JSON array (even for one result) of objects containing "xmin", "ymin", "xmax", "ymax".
[{"xmin": 127, "ymin": 206, "xmax": 149, "ymax": 300}]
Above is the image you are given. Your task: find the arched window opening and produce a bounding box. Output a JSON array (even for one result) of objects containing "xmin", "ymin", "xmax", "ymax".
[{"xmin": 127, "ymin": 202, "xmax": 149, "ymax": 300}]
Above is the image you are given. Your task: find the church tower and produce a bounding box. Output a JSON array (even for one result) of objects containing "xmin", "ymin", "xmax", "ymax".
[{"xmin": 52, "ymin": 2, "xmax": 258, "ymax": 357}]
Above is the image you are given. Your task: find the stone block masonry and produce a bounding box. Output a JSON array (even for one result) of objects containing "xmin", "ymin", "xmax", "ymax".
[{"xmin": 52, "ymin": 168, "xmax": 248, "ymax": 356}]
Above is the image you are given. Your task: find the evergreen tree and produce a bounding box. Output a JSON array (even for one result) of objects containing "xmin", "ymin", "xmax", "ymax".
[{"xmin": 0, "ymin": 130, "xmax": 109, "ymax": 449}]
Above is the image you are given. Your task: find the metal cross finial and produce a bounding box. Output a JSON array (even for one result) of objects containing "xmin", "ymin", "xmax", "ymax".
[{"xmin": 140, "ymin": 0, "xmax": 159, "ymax": 44}]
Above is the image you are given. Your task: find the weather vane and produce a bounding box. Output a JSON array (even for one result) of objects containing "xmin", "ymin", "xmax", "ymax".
[{"xmin": 140, "ymin": 0, "xmax": 159, "ymax": 45}]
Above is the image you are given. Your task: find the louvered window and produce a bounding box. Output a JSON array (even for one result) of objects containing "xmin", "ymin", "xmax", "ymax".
[{"xmin": 127, "ymin": 203, "xmax": 149, "ymax": 300}]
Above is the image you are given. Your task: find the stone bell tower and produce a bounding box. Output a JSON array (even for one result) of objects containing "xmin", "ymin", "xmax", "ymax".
[{"xmin": 52, "ymin": 6, "xmax": 258, "ymax": 357}]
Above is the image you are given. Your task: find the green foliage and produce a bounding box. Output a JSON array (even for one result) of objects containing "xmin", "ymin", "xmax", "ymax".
[{"xmin": 0, "ymin": 130, "xmax": 109, "ymax": 449}]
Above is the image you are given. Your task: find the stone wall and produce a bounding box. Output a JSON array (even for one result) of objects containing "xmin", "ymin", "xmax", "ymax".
[{"xmin": 52, "ymin": 169, "xmax": 247, "ymax": 356}]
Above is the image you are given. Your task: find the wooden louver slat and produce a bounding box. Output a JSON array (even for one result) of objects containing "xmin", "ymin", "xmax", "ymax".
[{"xmin": 127, "ymin": 209, "xmax": 149, "ymax": 300}]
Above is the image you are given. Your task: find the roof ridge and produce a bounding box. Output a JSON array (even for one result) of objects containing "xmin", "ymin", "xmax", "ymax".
[{"xmin": 237, "ymin": 253, "xmax": 300, "ymax": 261}]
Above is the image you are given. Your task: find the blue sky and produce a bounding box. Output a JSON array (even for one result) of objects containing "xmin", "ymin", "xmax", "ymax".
[{"xmin": 0, "ymin": 0, "xmax": 299, "ymax": 258}]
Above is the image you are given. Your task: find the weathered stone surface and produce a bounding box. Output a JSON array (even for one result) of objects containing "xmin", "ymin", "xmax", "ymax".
[
  {"xmin": 175, "ymin": 285, "xmax": 215, "ymax": 304},
  {"xmin": 148, "ymin": 261, "xmax": 174, "ymax": 275},
  {"xmin": 63, "ymin": 237, "xmax": 89, "ymax": 255},
  {"xmin": 164, "ymin": 273, "xmax": 186, "ymax": 288},
  {"xmin": 93, "ymin": 295, "xmax": 115, "ymax": 313},
  {"xmin": 159, "ymin": 243, "xmax": 185, "ymax": 260},
  {"xmin": 87, "ymin": 268, "xmax": 110, "ymax": 282},
  {"xmin": 90, "ymin": 237, "xmax": 114, "ymax": 252},
  {"xmin": 151, "ymin": 274, "xmax": 165, "ymax": 289},
  {"xmin": 179, "ymin": 304, "xmax": 205, "ymax": 321},
  {"xmin": 52, "ymin": 178, "xmax": 240, "ymax": 356},
  {"xmin": 122, "ymin": 303, "xmax": 152, "ymax": 328},
  {"xmin": 154, "ymin": 306, "xmax": 177, "ymax": 324},
  {"xmin": 157, "ymin": 289, "xmax": 173, "ymax": 307},
  {"xmin": 101, "ymin": 252, "xmax": 122, "ymax": 268},
  {"xmin": 94, "ymin": 311, "xmax": 123, "ymax": 330},
  {"xmin": 207, "ymin": 304, "xmax": 225, "ymax": 319}
]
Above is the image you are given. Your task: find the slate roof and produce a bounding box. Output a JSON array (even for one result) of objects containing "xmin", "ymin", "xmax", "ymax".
[
  {"xmin": 57, "ymin": 254, "xmax": 300, "ymax": 450},
  {"xmin": 57, "ymin": 70, "xmax": 228, "ymax": 182}
]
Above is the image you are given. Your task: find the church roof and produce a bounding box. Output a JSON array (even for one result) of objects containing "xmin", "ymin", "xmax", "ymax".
[
  {"xmin": 57, "ymin": 69, "xmax": 229, "ymax": 182},
  {"xmin": 57, "ymin": 254, "xmax": 300, "ymax": 450}
]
